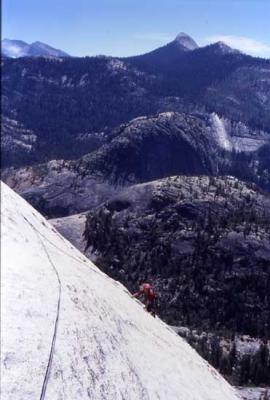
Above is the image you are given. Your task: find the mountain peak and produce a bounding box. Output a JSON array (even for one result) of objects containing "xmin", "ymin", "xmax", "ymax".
[
  {"xmin": 174, "ymin": 32, "xmax": 199, "ymax": 50},
  {"xmin": 1, "ymin": 38, "xmax": 70, "ymax": 58},
  {"xmin": 210, "ymin": 41, "xmax": 240, "ymax": 55},
  {"xmin": 32, "ymin": 40, "xmax": 45, "ymax": 46}
]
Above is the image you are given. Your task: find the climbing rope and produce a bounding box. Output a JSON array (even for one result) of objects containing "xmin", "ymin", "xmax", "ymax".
[
  {"xmin": 23, "ymin": 216, "xmax": 62, "ymax": 400},
  {"xmin": 38, "ymin": 234, "xmax": 61, "ymax": 400}
]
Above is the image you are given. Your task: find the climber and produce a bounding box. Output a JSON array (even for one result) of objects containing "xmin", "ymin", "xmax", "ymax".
[{"xmin": 132, "ymin": 283, "xmax": 157, "ymax": 316}]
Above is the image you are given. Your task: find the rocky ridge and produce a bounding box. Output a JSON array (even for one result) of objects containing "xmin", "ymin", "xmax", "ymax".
[{"xmin": 2, "ymin": 112, "xmax": 270, "ymax": 218}]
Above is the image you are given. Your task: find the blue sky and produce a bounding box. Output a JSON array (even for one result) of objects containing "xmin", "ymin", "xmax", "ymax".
[{"xmin": 2, "ymin": 0, "xmax": 270, "ymax": 58}]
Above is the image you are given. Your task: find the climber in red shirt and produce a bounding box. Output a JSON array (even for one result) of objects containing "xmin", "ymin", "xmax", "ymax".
[{"xmin": 132, "ymin": 283, "xmax": 156, "ymax": 316}]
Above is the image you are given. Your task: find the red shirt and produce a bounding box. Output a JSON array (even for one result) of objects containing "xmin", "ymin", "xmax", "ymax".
[{"xmin": 140, "ymin": 283, "xmax": 156, "ymax": 301}]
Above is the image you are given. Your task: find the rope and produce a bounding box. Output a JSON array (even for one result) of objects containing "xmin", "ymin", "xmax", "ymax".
[
  {"xmin": 38, "ymin": 234, "xmax": 61, "ymax": 400},
  {"xmin": 22, "ymin": 216, "xmax": 62, "ymax": 400},
  {"xmin": 21, "ymin": 213, "xmax": 128, "ymax": 397}
]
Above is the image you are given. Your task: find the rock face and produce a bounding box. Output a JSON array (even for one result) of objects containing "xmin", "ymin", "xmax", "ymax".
[
  {"xmin": 1, "ymin": 182, "xmax": 239, "ymax": 400},
  {"xmin": 2, "ymin": 38, "xmax": 270, "ymax": 167},
  {"xmin": 84, "ymin": 176, "xmax": 270, "ymax": 337},
  {"xmin": 79, "ymin": 112, "xmax": 270, "ymax": 189},
  {"xmin": 2, "ymin": 112, "xmax": 270, "ymax": 217},
  {"xmin": 50, "ymin": 212, "xmax": 87, "ymax": 252},
  {"xmin": 80, "ymin": 112, "xmax": 227, "ymax": 184},
  {"xmin": 1, "ymin": 159, "xmax": 122, "ymax": 217}
]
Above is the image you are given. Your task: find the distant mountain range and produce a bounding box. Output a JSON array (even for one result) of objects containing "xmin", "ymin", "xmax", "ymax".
[
  {"xmin": 2, "ymin": 32, "xmax": 269, "ymax": 170},
  {"xmin": 126, "ymin": 33, "xmax": 239, "ymax": 73},
  {"xmin": 1, "ymin": 33, "xmax": 238, "ymax": 59},
  {"xmin": 1, "ymin": 38, "xmax": 70, "ymax": 58}
]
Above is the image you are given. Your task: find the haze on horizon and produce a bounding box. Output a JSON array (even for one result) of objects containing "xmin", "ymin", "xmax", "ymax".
[{"xmin": 2, "ymin": 0, "xmax": 270, "ymax": 58}]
